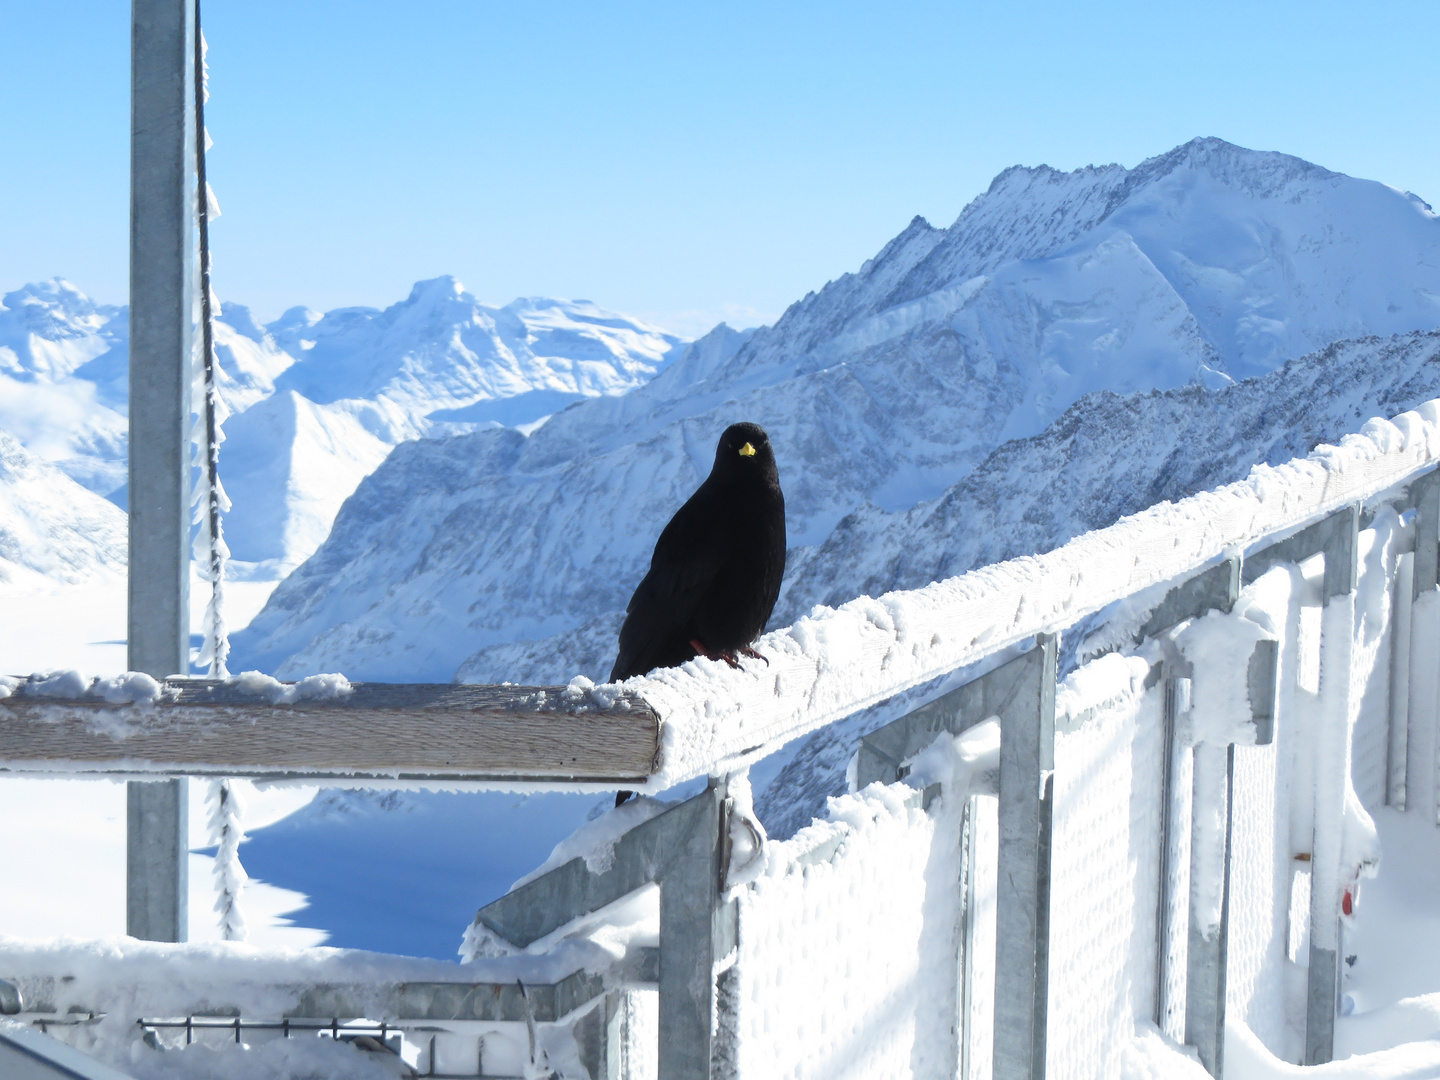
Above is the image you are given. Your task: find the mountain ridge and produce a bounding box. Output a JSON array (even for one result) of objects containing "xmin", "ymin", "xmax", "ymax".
[
  {"xmin": 232, "ymin": 138, "xmax": 1440, "ymax": 682},
  {"xmin": 0, "ymin": 277, "xmax": 682, "ymax": 577}
]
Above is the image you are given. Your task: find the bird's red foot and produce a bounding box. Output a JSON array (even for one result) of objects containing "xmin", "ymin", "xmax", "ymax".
[
  {"xmin": 739, "ymin": 645, "xmax": 770, "ymax": 666},
  {"xmin": 690, "ymin": 639, "xmax": 743, "ymax": 668}
]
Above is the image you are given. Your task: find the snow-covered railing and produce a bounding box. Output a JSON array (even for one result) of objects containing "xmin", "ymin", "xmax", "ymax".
[
  {"xmin": 0, "ymin": 937, "xmax": 661, "ymax": 1078},
  {"xmin": 0, "ymin": 678, "xmax": 658, "ymax": 783}
]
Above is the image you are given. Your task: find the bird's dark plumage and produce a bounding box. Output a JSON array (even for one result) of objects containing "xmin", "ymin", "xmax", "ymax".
[{"xmin": 610, "ymin": 422, "xmax": 786, "ymax": 682}]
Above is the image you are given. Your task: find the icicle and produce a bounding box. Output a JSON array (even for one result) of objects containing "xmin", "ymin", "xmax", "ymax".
[
  {"xmin": 194, "ymin": 8, "xmax": 242, "ymax": 941},
  {"xmin": 206, "ymin": 778, "xmax": 248, "ymax": 941},
  {"xmin": 191, "ymin": 0, "xmax": 229, "ymax": 678}
]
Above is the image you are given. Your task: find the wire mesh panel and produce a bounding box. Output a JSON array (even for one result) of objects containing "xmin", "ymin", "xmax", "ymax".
[
  {"xmin": 1224, "ymin": 565, "xmax": 1304, "ymax": 1060},
  {"xmin": 732, "ymin": 783, "xmax": 960, "ymax": 1080},
  {"xmin": 1046, "ymin": 657, "xmax": 1166, "ymax": 1080}
]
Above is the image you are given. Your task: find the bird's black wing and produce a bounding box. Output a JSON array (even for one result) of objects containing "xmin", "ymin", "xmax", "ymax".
[{"xmin": 610, "ymin": 482, "xmax": 728, "ymax": 681}]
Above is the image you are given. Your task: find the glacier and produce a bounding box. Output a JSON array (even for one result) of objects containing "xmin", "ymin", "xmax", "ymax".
[{"xmin": 230, "ymin": 137, "xmax": 1440, "ymax": 683}]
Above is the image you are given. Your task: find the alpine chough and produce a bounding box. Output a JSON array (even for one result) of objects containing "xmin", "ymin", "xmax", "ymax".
[{"xmin": 610, "ymin": 421, "xmax": 786, "ymax": 682}]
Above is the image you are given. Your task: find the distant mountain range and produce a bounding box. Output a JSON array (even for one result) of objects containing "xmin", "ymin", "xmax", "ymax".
[
  {"xmin": 0, "ymin": 277, "xmax": 682, "ymax": 577},
  {"xmin": 0, "ymin": 429, "xmax": 125, "ymax": 588},
  {"xmin": 228, "ymin": 137, "xmax": 1440, "ymax": 683}
]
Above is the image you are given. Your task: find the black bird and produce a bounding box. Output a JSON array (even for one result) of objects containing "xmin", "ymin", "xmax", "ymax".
[{"xmin": 610, "ymin": 421, "xmax": 786, "ymax": 682}]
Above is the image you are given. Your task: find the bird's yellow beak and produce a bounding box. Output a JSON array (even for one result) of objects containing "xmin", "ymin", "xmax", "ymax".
[{"xmin": 738, "ymin": 442, "xmax": 757, "ymax": 457}]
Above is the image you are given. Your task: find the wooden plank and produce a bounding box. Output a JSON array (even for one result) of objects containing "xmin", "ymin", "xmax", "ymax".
[{"xmin": 0, "ymin": 680, "xmax": 659, "ymax": 781}]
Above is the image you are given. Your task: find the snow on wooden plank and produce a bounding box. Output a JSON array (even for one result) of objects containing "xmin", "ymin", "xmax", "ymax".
[{"xmin": 0, "ymin": 679, "xmax": 658, "ymax": 782}]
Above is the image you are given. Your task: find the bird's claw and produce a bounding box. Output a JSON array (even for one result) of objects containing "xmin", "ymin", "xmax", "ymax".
[
  {"xmin": 739, "ymin": 645, "xmax": 770, "ymax": 667},
  {"xmin": 691, "ymin": 639, "xmax": 765, "ymax": 669}
]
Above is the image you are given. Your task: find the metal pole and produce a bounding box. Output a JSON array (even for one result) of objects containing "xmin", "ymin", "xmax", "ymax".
[
  {"xmin": 1185, "ymin": 744, "xmax": 1234, "ymax": 1076},
  {"xmin": 127, "ymin": 0, "xmax": 196, "ymax": 943},
  {"xmin": 1154, "ymin": 675, "xmax": 1193, "ymax": 1042},
  {"xmin": 657, "ymin": 776, "xmax": 732, "ymax": 1080},
  {"xmin": 1305, "ymin": 505, "xmax": 1361, "ymax": 1065},
  {"xmin": 993, "ymin": 634, "xmax": 1058, "ymax": 1080}
]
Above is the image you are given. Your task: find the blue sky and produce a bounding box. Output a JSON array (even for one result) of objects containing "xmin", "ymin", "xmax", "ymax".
[{"xmin": 2, "ymin": 1, "xmax": 1437, "ymax": 336}]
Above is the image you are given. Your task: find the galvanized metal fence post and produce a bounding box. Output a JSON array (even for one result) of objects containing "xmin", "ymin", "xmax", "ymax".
[
  {"xmin": 472, "ymin": 778, "xmax": 734, "ymax": 1079},
  {"xmin": 657, "ymin": 776, "xmax": 733, "ymax": 1080},
  {"xmin": 854, "ymin": 635, "xmax": 1058, "ymax": 1080},
  {"xmin": 1305, "ymin": 504, "xmax": 1361, "ymax": 1066},
  {"xmin": 1182, "ymin": 562, "xmax": 1243, "ymax": 1078},
  {"xmin": 127, "ymin": 0, "xmax": 197, "ymax": 943},
  {"xmin": 1184, "ymin": 743, "xmax": 1235, "ymax": 1076},
  {"xmin": 994, "ymin": 633, "xmax": 1057, "ymax": 1080},
  {"xmin": 1405, "ymin": 471, "xmax": 1440, "ymax": 819},
  {"xmin": 1153, "ymin": 673, "xmax": 1192, "ymax": 1042}
]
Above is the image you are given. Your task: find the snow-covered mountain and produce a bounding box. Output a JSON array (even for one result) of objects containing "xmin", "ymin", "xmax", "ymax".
[
  {"xmin": 0, "ymin": 428, "xmax": 127, "ymax": 587},
  {"xmin": 0, "ymin": 277, "xmax": 682, "ymax": 577},
  {"xmin": 232, "ymin": 138, "xmax": 1440, "ymax": 682}
]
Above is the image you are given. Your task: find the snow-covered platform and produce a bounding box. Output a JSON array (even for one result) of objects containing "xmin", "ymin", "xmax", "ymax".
[{"xmin": 5, "ymin": 399, "xmax": 1440, "ymax": 1078}]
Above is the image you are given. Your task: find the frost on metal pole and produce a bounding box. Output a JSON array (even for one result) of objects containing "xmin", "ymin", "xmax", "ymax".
[
  {"xmin": 128, "ymin": 0, "xmax": 197, "ymax": 944},
  {"xmin": 1305, "ymin": 504, "xmax": 1361, "ymax": 1067},
  {"xmin": 993, "ymin": 633, "xmax": 1057, "ymax": 1080}
]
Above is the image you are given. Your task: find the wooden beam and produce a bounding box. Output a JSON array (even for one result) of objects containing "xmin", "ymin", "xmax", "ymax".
[{"xmin": 0, "ymin": 680, "xmax": 659, "ymax": 782}]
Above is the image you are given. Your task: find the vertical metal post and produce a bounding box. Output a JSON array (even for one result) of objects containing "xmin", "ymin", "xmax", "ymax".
[
  {"xmin": 1413, "ymin": 472, "xmax": 1440, "ymax": 603},
  {"xmin": 1305, "ymin": 505, "xmax": 1361, "ymax": 1065},
  {"xmin": 1185, "ymin": 744, "xmax": 1235, "ymax": 1076},
  {"xmin": 1180, "ymin": 555, "xmax": 1242, "ymax": 1077},
  {"xmin": 959, "ymin": 796, "xmax": 979, "ymax": 1080},
  {"xmin": 127, "ymin": 0, "xmax": 196, "ymax": 943},
  {"xmin": 657, "ymin": 776, "xmax": 732, "ymax": 1080},
  {"xmin": 1388, "ymin": 552, "xmax": 1414, "ymax": 809},
  {"xmin": 993, "ymin": 634, "xmax": 1058, "ymax": 1080},
  {"xmin": 1410, "ymin": 473, "xmax": 1440, "ymax": 828},
  {"xmin": 1154, "ymin": 675, "xmax": 1193, "ymax": 1041}
]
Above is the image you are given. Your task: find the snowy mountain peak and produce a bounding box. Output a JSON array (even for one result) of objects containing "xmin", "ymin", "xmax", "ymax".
[
  {"xmin": 0, "ymin": 278, "xmax": 122, "ymax": 382},
  {"xmin": 0, "ymin": 428, "xmax": 127, "ymax": 587},
  {"xmin": 406, "ymin": 274, "xmax": 466, "ymax": 303},
  {"xmin": 234, "ymin": 138, "xmax": 1440, "ymax": 684},
  {"xmin": 269, "ymin": 278, "xmax": 681, "ymax": 412},
  {"xmin": 0, "ymin": 274, "xmax": 686, "ymax": 575},
  {"xmin": 219, "ymin": 301, "xmax": 268, "ymax": 343}
]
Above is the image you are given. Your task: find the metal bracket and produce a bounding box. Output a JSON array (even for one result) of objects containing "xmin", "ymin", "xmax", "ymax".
[
  {"xmin": 474, "ymin": 777, "xmax": 733, "ymax": 1080},
  {"xmin": 1243, "ymin": 504, "xmax": 1360, "ymax": 602},
  {"xmin": 1247, "ymin": 640, "xmax": 1280, "ymax": 747},
  {"xmin": 1139, "ymin": 558, "xmax": 1241, "ymax": 642},
  {"xmin": 854, "ymin": 651, "xmax": 1034, "ymax": 790}
]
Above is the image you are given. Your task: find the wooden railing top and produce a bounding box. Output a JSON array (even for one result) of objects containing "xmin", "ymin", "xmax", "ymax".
[
  {"xmin": 2, "ymin": 402, "xmax": 1438, "ymax": 791},
  {"xmin": 0, "ymin": 677, "xmax": 658, "ymax": 784}
]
